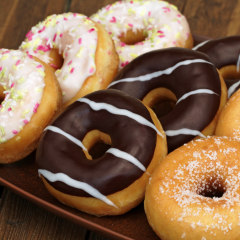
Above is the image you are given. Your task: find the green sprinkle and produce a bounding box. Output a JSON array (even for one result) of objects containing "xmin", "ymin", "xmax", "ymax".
[
  {"xmin": 63, "ymin": 75, "xmax": 68, "ymax": 80},
  {"xmin": 15, "ymin": 136, "xmax": 21, "ymax": 141},
  {"xmin": 17, "ymin": 77, "xmax": 25, "ymax": 84},
  {"xmin": 37, "ymin": 69, "xmax": 46, "ymax": 77},
  {"xmin": 0, "ymin": 126, "xmax": 5, "ymax": 136},
  {"xmin": 22, "ymin": 109, "xmax": 30, "ymax": 118}
]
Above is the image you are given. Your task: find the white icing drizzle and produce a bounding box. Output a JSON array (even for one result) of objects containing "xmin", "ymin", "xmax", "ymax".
[
  {"xmin": 38, "ymin": 169, "xmax": 117, "ymax": 207},
  {"xmin": 192, "ymin": 40, "xmax": 209, "ymax": 51},
  {"xmin": 237, "ymin": 54, "xmax": 240, "ymax": 72},
  {"xmin": 165, "ymin": 128, "xmax": 206, "ymax": 138},
  {"xmin": 44, "ymin": 126, "xmax": 87, "ymax": 152},
  {"xmin": 228, "ymin": 80, "xmax": 240, "ymax": 98},
  {"xmin": 108, "ymin": 59, "xmax": 213, "ymax": 88},
  {"xmin": 176, "ymin": 89, "xmax": 218, "ymax": 104},
  {"xmin": 106, "ymin": 148, "xmax": 146, "ymax": 172},
  {"xmin": 78, "ymin": 98, "xmax": 163, "ymax": 137}
]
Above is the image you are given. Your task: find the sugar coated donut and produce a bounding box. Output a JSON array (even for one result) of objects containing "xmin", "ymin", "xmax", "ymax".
[
  {"xmin": 36, "ymin": 89, "xmax": 167, "ymax": 216},
  {"xmin": 109, "ymin": 48, "xmax": 227, "ymax": 152},
  {"xmin": 193, "ymin": 36, "xmax": 240, "ymax": 98},
  {"xmin": 91, "ymin": 0, "xmax": 193, "ymax": 69},
  {"xmin": 20, "ymin": 13, "xmax": 119, "ymax": 107},
  {"xmin": 145, "ymin": 136, "xmax": 240, "ymax": 240},
  {"xmin": 0, "ymin": 49, "xmax": 62, "ymax": 163}
]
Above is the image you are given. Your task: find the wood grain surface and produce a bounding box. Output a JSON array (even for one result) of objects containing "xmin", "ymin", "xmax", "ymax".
[{"xmin": 0, "ymin": 0, "xmax": 240, "ymax": 239}]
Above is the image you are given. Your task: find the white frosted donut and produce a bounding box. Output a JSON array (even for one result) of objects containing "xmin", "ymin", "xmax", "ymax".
[
  {"xmin": 145, "ymin": 136, "xmax": 240, "ymax": 240},
  {"xmin": 91, "ymin": 0, "xmax": 193, "ymax": 69},
  {"xmin": 0, "ymin": 49, "xmax": 61, "ymax": 163},
  {"xmin": 20, "ymin": 13, "xmax": 119, "ymax": 107}
]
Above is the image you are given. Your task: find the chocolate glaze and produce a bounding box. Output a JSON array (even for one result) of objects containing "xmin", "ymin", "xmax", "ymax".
[
  {"xmin": 36, "ymin": 89, "xmax": 156, "ymax": 197},
  {"xmin": 109, "ymin": 48, "xmax": 221, "ymax": 152},
  {"xmin": 195, "ymin": 36, "xmax": 240, "ymax": 69}
]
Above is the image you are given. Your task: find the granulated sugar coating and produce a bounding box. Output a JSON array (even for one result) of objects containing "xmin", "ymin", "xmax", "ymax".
[{"xmin": 144, "ymin": 136, "xmax": 240, "ymax": 240}]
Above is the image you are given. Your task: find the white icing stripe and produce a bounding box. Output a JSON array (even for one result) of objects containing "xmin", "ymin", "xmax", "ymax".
[
  {"xmin": 107, "ymin": 59, "xmax": 213, "ymax": 88},
  {"xmin": 165, "ymin": 128, "xmax": 206, "ymax": 138},
  {"xmin": 192, "ymin": 40, "xmax": 209, "ymax": 51},
  {"xmin": 44, "ymin": 126, "xmax": 87, "ymax": 152},
  {"xmin": 237, "ymin": 54, "xmax": 240, "ymax": 72},
  {"xmin": 176, "ymin": 89, "xmax": 218, "ymax": 104},
  {"xmin": 38, "ymin": 169, "xmax": 117, "ymax": 207},
  {"xmin": 78, "ymin": 98, "xmax": 163, "ymax": 137},
  {"xmin": 106, "ymin": 148, "xmax": 146, "ymax": 172},
  {"xmin": 228, "ymin": 80, "xmax": 240, "ymax": 98}
]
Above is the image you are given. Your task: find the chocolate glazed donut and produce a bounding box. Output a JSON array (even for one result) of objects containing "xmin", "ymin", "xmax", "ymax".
[
  {"xmin": 36, "ymin": 89, "xmax": 167, "ymax": 215},
  {"xmin": 193, "ymin": 36, "xmax": 240, "ymax": 97},
  {"xmin": 108, "ymin": 48, "xmax": 227, "ymax": 152}
]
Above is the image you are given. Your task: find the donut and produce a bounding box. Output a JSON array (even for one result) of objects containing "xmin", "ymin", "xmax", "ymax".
[
  {"xmin": 91, "ymin": 0, "xmax": 193, "ymax": 69},
  {"xmin": 20, "ymin": 13, "xmax": 119, "ymax": 107},
  {"xmin": 36, "ymin": 89, "xmax": 167, "ymax": 216},
  {"xmin": 145, "ymin": 136, "xmax": 240, "ymax": 240},
  {"xmin": 0, "ymin": 49, "xmax": 62, "ymax": 163},
  {"xmin": 108, "ymin": 48, "xmax": 227, "ymax": 152},
  {"xmin": 193, "ymin": 36, "xmax": 240, "ymax": 98}
]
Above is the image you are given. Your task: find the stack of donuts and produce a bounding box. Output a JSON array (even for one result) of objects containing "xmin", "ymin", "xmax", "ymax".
[{"xmin": 1, "ymin": 0, "xmax": 240, "ymax": 239}]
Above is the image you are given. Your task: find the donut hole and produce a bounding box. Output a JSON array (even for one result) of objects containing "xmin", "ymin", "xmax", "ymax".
[
  {"xmin": 0, "ymin": 85, "xmax": 5, "ymax": 103},
  {"xmin": 220, "ymin": 65, "xmax": 240, "ymax": 91},
  {"xmin": 197, "ymin": 177, "xmax": 226, "ymax": 198},
  {"xmin": 82, "ymin": 130, "xmax": 111, "ymax": 160},
  {"xmin": 142, "ymin": 88, "xmax": 177, "ymax": 118},
  {"xmin": 48, "ymin": 49, "xmax": 64, "ymax": 72},
  {"xmin": 118, "ymin": 29, "xmax": 147, "ymax": 45}
]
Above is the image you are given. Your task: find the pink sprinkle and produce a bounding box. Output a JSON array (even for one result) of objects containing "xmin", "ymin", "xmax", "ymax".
[
  {"xmin": 106, "ymin": 5, "xmax": 111, "ymax": 10},
  {"xmin": 33, "ymin": 103, "xmax": 39, "ymax": 113},
  {"xmin": 34, "ymin": 50, "xmax": 38, "ymax": 54},
  {"xmin": 128, "ymin": 23, "xmax": 133, "ymax": 27},
  {"xmin": 78, "ymin": 38, "xmax": 82, "ymax": 44},
  {"xmin": 26, "ymin": 51, "xmax": 33, "ymax": 59},
  {"xmin": 0, "ymin": 105, "xmax": 2, "ymax": 108},
  {"xmin": 163, "ymin": 7, "xmax": 170, "ymax": 12},
  {"xmin": 108, "ymin": 51, "xmax": 111, "ymax": 55},
  {"xmin": 36, "ymin": 65, "xmax": 42, "ymax": 68},
  {"xmin": 56, "ymin": 21, "xmax": 59, "ymax": 24},
  {"xmin": 130, "ymin": 1, "xmax": 133, "ymax": 3},
  {"xmin": 157, "ymin": 30, "xmax": 164, "ymax": 33},
  {"xmin": 159, "ymin": 35, "xmax": 165, "ymax": 38},
  {"xmin": 53, "ymin": 33, "xmax": 57, "ymax": 42},
  {"xmin": 23, "ymin": 119, "xmax": 29, "ymax": 124},
  {"xmin": 12, "ymin": 130, "xmax": 18, "ymax": 134},
  {"xmin": 68, "ymin": 60, "xmax": 72, "ymax": 65},
  {"xmin": 8, "ymin": 108, "xmax": 11, "ymax": 111},
  {"xmin": 108, "ymin": 32, "xmax": 112, "ymax": 35},
  {"xmin": 38, "ymin": 26, "xmax": 46, "ymax": 33},
  {"xmin": 89, "ymin": 67, "xmax": 94, "ymax": 74},
  {"xmin": 45, "ymin": 37, "xmax": 49, "ymax": 41},
  {"xmin": 60, "ymin": 33, "xmax": 63, "ymax": 38},
  {"xmin": 148, "ymin": 12, "xmax": 151, "ymax": 16},
  {"xmin": 10, "ymin": 83, "xmax": 14, "ymax": 88},
  {"xmin": 177, "ymin": 14, "xmax": 181, "ymax": 17},
  {"xmin": 88, "ymin": 28, "xmax": 95, "ymax": 33},
  {"xmin": 2, "ymin": 51, "xmax": 10, "ymax": 55},
  {"xmin": 173, "ymin": 41, "xmax": 176, "ymax": 44},
  {"xmin": 186, "ymin": 32, "xmax": 189, "ymax": 37},
  {"xmin": 110, "ymin": 17, "xmax": 116, "ymax": 23},
  {"xmin": 0, "ymin": 67, "xmax": 2, "ymax": 72},
  {"xmin": 64, "ymin": 18, "xmax": 68, "ymax": 21},
  {"xmin": 121, "ymin": 61, "xmax": 129, "ymax": 68},
  {"xmin": 120, "ymin": 42, "xmax": 126, "ymax": 47},
  {"xmin": 70, "ymin": 68, "xmax": 74, "ymax": 73},
  {"xmin": 50, "ymin": 63, "xmax": 58, "ymax": 69},
  {"xmin": 73, "ymin": 13, "xmax": 77, "ymax": 17}
]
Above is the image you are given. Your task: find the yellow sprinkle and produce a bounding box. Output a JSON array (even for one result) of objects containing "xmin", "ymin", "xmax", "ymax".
[
  {"xmin": 16, "ymin": 136, "xmax": 21, "ymax": 141},
  {"xmin": 175, "ymin": 32, "xmax": 181, "ymax": 38},
  {"xmin": 38, "ymin": 50, "xmax": 44, "ymax": 55},
  {"xmin": 22, "ymin": 109, "xmax": 30, "ymax": 118},
  {"xmin": 51, "ymin": 19, "xmax": 57, "ymax": 27},
  {"xmin": 171, "ymin": 5, "xmax": 178, "ymax": 10},
  {"xmin": 119, "ymin": 56, "xmax": 125, "ymax": 62},
  {"xmin": 90, "ymin": 53, "xmax": 95, "ymax": 59},
  {"xmin": 33, "ymin": 38, "xmax": 40, "ymax": 46},
  {"xmin": 1, "ymin": 138, "xmax": 6, "ymax": 143},
  {"xmin": 12, "ymin": 65, "xmax": 18, "ymax": 70},
  {"xmin": 0, "ymin": 68, "xmax": 6, "ymax": 79},
  {"xmin": 76, "ymin": 47, "xmax": 83, "ymax": 57},
  {"xmin": 21, "ymin": 42, "xmax": 32, "ymax": 49},
  {"xmin": 0, "ymin": 126, "xmax": 5, "ymax": 136},
  {"xmin": 12, "ymin": 56, "xmax": 18, "ymax": 60},
  {"xmin": 164, "ymin": 24, "xmax": 171, "ymax": 31},
  {"xmin": 1, "ymin": 108, "xmax": 5, "ymax": 112},
  {"xmin": 143, "ymin": 19, "xmax": 148, "ymax": 27},
  {"xmin": 20, "ymin": 101, "xmax": 24, "ymax": 106},
  {"xmin": 35, "ymin": 87, "xmax": 43, "ymax": 92},
  {"xmin": 17, "ymin": 77, "xmax": 25, "ymax": 84},
  {"xmin": 37, "ymin": 69, "xmax": 46, "ymax": 77},
  {"xmin": 148, "ymin": 18, "xmax": 154, "ymax": 23},
  {"xmin": 130, "ymin": 53, "xmax": 138, "ymax": 58},
  {"xmin": 55, "ymin": 69, "xmax": 61, "ymax": 75},
  {"xmin": 131, "ymin": 46, "xmax": 135, "ymax": 49},
  {"xmin": 63, "ymin": 75, "xmax": 68, "ymax": 80},
  {"xmin": 141, "ymin": 10, "xmax": 146, "ymax": 16},
  {"xmin": 1, "ymin": 55, "xmax": 9, "ymax": 60},
  {"xmin": 19, "ymin": 126, "xmax": 23, "ymax": 130},
  {"xmin": 89, "ymin": 45, "xmax": 95, "ymax": 49}
]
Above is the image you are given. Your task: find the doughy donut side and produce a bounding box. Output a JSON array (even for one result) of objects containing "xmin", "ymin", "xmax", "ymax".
[
  {"xmin": 145, "ymin": 136, "xmax": 240, "ymax": 240},
  {"xmin": 63, "ymin": 22, "xmax": 119, "ymax": 108},
  {"xmin": 40, "ymin": 105, "xmax": 167, "ymax": 216},
  {"xmin": 0, "ymin": 57, "xmax": 62, "ymax": 164}
]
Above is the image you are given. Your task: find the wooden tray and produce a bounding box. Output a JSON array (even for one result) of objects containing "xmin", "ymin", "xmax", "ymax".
[{"xmin": 0, "ymin": 34, "xmax": 211, "ymax": 240}]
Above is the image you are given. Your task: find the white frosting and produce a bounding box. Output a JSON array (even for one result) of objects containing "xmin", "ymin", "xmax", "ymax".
[
  {"xmin": 78, "ymin": 97, "xmax": 162, "ymax": 137},
  {"xmin": 192, "ymin": 40, "xmax": 209, "ymax": 51},
  {"xmin": 20, "ymin": 13, "xmax": 98, "ymax": 103},
  {"xmin": 176, "ymin": 89, "xmax": 218, "ymax": 104},
  {"xmin": 228, "ymin": 80, "xmax": 240, "ymax": 98},
  {"xmin": 91, "ymin": 0, "xmax": 190, "ymax": 69},
  {"xmin": 108, "ymin": 59, "xmax": 213, "ymax": 88},
  {"xmin": 0, "ymin": 49, "xmax": 45, "ymax": 142},
  {"xmin": 44, "ymin": 125, "xmax": 87, "ymax": 151},
  {"xmin": 106, "ymin": 148, "xmax": 146, "ymax": 172},
  {"xmin": 165, "ymin": 128, "xmax": 206, "ymax": 138},
  {"xmin": 38, "ymin": 169, "xmax": 117, "ymax": 207}
]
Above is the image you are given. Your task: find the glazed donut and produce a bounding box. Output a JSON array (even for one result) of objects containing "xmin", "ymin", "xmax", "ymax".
[
  {"xmin": 20, "ymin": 13, "xmax": 119, "ymax": 107},
  {"xmin": 0, "ymin": 49, "xmax": 62, "ymax": 163},
  {"xmin": 36, "ymin": 89, "xmax": 167, "ymax": 216},
  {"xmin": 145, "ymin": 136, "xmax": 240, "ymax": 240},
  {"xmin": 109, "ymin": 48, "xmax": 227, "ymax": 152},
  {"xmin": 193, "ymin": 36, "xmax": 240, "ymax": 98},
  {"xmin": 91, "ymin": 0, "xmax": 193, "ymax": 69}
]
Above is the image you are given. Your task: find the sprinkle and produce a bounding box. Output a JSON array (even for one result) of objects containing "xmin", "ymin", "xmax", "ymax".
[
  {"xmin": 10, "ymin": 83, "xmax": 14, "ymax": 88},
  {"xmin": 73, "ymin": 13, "xmax": 77, "ymax": 17},
  {"xmin": 16, "ymin": 136, "xmax": 21, "ymax": 141},
  {"xmin": 17, "ymin": 77, "xmax": 25, "ymax": 84},
  {"xmin": 70, "ymin": 68, "xmax": 74, "ymax": 73},
  {"xmin": 15, "ymin": 60, "xmax": 21, "ymax": 66},
  {"xmin": 1, "ymin": 55, "xmax": 9, "ymax": 60},
  {"xmin": 88, "ymin": 28, "xmax": 95, "ymax": 33},
  {"xmin": 0, "ymin": 126, "xmax": 5, "ymax": 136},
  {"xmin": 22, "ymin": 109, "xmax": 30, "ymax": 118},
  {"xmin": 53, "ymin": 33, "xmax": 57, "ymax": 42},
  {"xmin": 76, "ymin": 47, "xmax": 83, "ymax": 57},
  {"xmin": 63, "ymin": 75, "xmax": 68, "ymax": 80},
  {"xmin": 36, "ymin": 65, "xmax": 42, "ymax": 68},
  {"xmin": 38, "ymin": 26, "xmax": 46, "ymax": 33},
  {"xmin": 148, "ymin": 11, "xmax": 151, "ymax": 16},
  {"xmin": 130, "ymin": 53, "xmax": 138, "ymax": 58},
  {"xmin": 64, "ymin": 18, "xmax": 68, "ymax": 21},
  {"xmin": 8, "ymin": 108, "xmax": 11, "ymax": 111},
  {"xmin": 0, "ymin": 67, "xmax": 2, "ymax": 72},
  {"xmin": 163, "ymin": 7, "xmax": 171, "ymax": 12},
  {"xmin": 106, "ymin": 5, "xmax": 111, "ymax": 10},
  {"xmin": 12, "ymin": 130, "xmax": 18, "ymax": 135},
  {"xmin": 68, "ymin": 60, "xmax": 72, "ymax": 65},
  {"xmin": 128, "ymin": 23, "xmax": 133, "ymax": 27},
  {"xmin": 110, "ymin": 16, "xmax": 116, "ymax": 23},
  {"xmin": 89, "ymin": 67, "xmax": 94, "ymax": 74},
  {"xmin": 23, "ymin": 119, "xmax": 29, "ymax": 124},
  {"xmin": 50, "ymin": 63, "xmax": 58, "ymax": 69},
  {"xmin": 33, "ymin": 103, "xmax": 39, "ymax": 113},
  {"xmin": 60, "ymin": 33, "xmax": 63, "ymax": 38},
  {"xmin": 78, "ymin": 38, "xmax": 82, "ymax": 44},
  {"xmin": 37, "ymin": 69, "xmax": 46, "ymax": 77}
]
